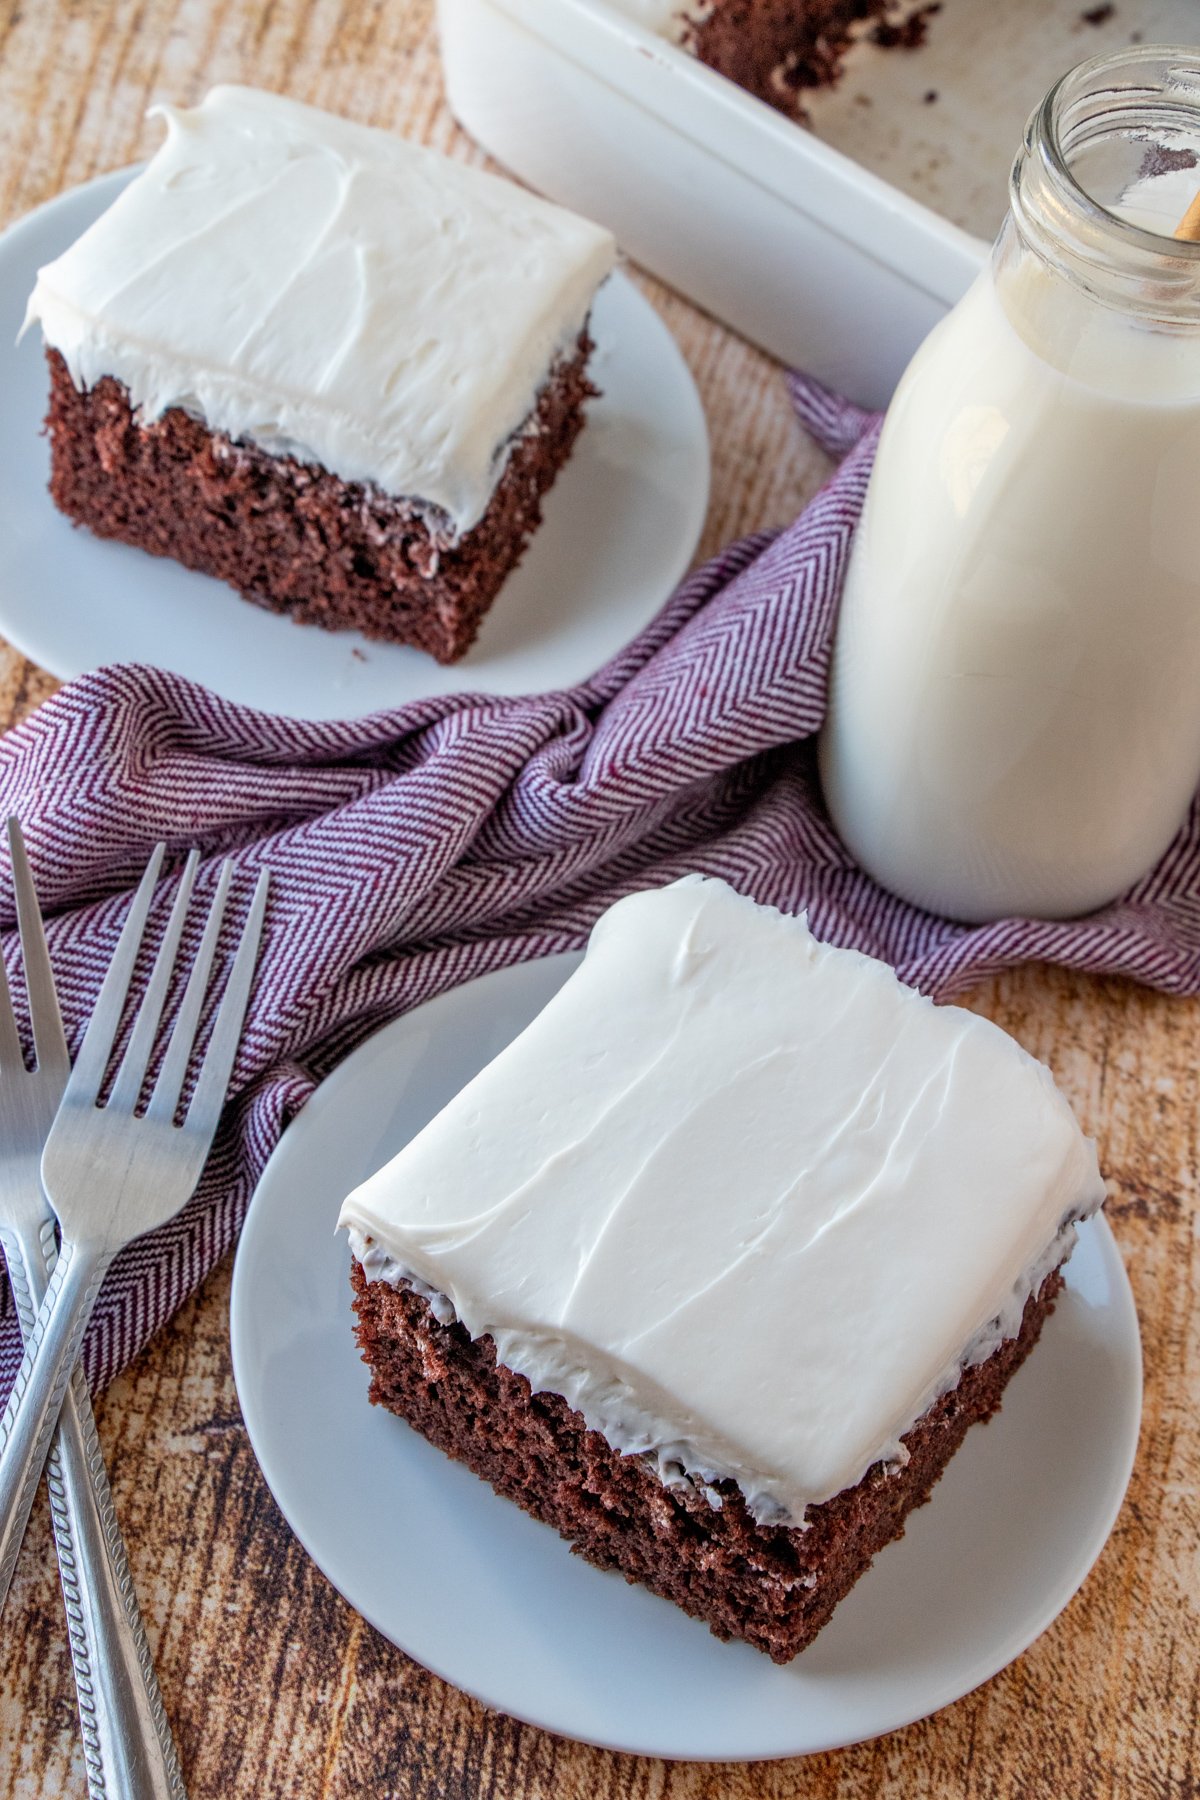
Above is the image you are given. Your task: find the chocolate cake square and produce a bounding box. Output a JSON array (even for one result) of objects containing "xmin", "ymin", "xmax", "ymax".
[
  {"xmin": 25, "ymin": 87, "xmax": 616, "ymax": 663},
  {"xmin": 339, "ymin": 877, "xmax": 1105, "ymax": 1661}
]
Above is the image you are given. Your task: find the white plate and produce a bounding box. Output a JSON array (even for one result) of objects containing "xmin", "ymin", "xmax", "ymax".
[
  {"xmin": 0, "ymin": 170, "xmax": 709, "ymax": 720},
  {"xmin": 230, "ymin": 953, "xmax": 1143, "ymax": 1760}
]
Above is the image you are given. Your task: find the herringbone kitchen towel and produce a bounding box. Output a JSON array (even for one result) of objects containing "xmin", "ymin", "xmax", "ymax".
[{"xmin": 1, "ymin": 375, "xmax": 1197, "ymax": 1403}]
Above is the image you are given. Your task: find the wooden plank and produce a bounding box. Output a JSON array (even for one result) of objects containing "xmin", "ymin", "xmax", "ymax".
[{"xmin": 0, "ymin": 3, "xmax": 1193, "ymax": 1794}]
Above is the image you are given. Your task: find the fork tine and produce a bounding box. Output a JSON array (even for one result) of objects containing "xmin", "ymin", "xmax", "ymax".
[
  {"xmin": 144, "ymin": 861, "xmax": 234, "ymax": 1124},
  {"xmin": 0, "ymin": 927, "xmax": 21, "ymax": 1072},
  {"xmin": 181, "ymin": 869, "xmax": 269, "ymax": 1136},
  {"xmin": 66, "ymin": 844, "xmax": 166, "ymax": 1105},
  {"xmin": 7, "ymin": 819, "xmax": 68, "ymax": 1080},
  {"xmin": 106, "ymin": 849, "xmax": 200, "ymax": 1114}
]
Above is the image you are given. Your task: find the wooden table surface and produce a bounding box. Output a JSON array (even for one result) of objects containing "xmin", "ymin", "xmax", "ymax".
[{"xmin": 0, "ymin": 4, "xmax": 1195, "ymax": 1795}]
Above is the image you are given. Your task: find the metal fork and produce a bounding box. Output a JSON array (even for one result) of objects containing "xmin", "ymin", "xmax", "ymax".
[
  {"xmin": 0, "ymin": 821, "xmax": 187, "ymax": 1799},
  {"xmin": 0, "ymin": 841, "xmax": 269, "ymax": 1621}
]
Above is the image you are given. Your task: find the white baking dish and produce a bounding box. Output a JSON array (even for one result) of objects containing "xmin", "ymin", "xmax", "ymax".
[{"xmin": 438, "ymin": 0, "xmax": 987, "ymax": 406}]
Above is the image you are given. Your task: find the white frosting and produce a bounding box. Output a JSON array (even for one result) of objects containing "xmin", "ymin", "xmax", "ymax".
[
  {"xmin": 23, "ymin": 86, "xmax": 616, "ymax": 534},
  {"xmin": 339, "ymin": 876, "xmax": 1104, "ymax": 1524}
]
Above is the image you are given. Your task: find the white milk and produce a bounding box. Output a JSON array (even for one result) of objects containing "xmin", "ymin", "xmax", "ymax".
[{"xmin": 819, "ymin": 242, "xmax": 1200, "ymax": 922}]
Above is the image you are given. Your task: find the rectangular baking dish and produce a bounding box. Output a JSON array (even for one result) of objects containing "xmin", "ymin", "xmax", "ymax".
[{"xmin": 438, "ymin": 0, "xmax": 1196, "ymax": 406}]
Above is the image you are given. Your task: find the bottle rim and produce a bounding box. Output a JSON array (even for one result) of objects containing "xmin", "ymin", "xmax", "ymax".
[{"xmin": 1031, "ymin": 43, "xmax": 1200, "ymax": 264}]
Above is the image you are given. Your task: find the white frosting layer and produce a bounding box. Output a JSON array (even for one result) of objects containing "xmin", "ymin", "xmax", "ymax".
[
  {"xmin": 339, "ymin": 876, "xmax": 1105, "ymax": 1523},
  {"xmin": 24, "ymin": 86, "xmax": 616, "ymax": 533}
]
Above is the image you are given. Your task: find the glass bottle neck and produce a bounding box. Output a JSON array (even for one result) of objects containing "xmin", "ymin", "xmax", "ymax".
[{"xmin": 1005, "ymin": 44, "xmax": 1200, "ymax": 331}]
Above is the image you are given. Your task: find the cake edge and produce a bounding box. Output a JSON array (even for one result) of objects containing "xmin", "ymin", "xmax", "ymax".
[
  {"xmin": 349, "ymin": 1256, "xmax": 1066, "ymax": 1663},
  {"xmin": 41, "ymin": 328, "xmax": 597, "ymax": 663}
]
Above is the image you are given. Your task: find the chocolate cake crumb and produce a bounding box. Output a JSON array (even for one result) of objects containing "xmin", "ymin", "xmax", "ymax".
[
  {"xmin": 872, "ymin": 2, "xmax": 940, "ymax": 51},
  {"xmin": 42, "ymin": 336, "xmax": 596, "ymax": 665},
  {"xmin": 350, "ymin": 1260, "xmax": 1065, "ymax": 1661}
]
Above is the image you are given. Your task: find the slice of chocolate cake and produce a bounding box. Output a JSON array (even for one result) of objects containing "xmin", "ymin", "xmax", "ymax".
[
  {"xmin": 23, "ymin": 87, "xmax": 616, "ymax": 663},
  {"xmin": 338, "ymin": 876, "xmax": 1106, "ymax": 1663}
]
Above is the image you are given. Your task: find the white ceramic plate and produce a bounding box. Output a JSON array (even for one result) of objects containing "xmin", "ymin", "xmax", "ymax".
[
  {"xmin": 0, "ymin": 170, "xmax": 709, "ymax": 720},
  {"xmin": 230, "ymin": 953, "xmax": 1143, "ymax": 1760}
]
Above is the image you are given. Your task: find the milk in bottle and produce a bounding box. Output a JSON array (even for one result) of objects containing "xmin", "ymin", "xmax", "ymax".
[{"xmin": 819, "ymin": 48, "xmax": 1200, "ymax": 921}]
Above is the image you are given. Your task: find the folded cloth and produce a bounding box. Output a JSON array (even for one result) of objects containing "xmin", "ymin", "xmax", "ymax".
[{"xmin": 2, "ymin": 373, "xmax": 1198, "ymax": 1406}]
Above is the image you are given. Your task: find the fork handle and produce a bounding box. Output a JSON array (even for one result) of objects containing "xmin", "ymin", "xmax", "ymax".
[
  {"xmin": 4, "ymin": 1223, "xmax": 187, "ymax": 1800},
  {"xmin": 0, "ymin": 1239, "xmax": 111, "ymax": 1617}
]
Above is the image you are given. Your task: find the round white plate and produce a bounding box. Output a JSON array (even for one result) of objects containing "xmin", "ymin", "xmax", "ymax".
[
  {"xmin": 230, "ymin": 953, "xmax": 1143, "ymax": 1760},
  {"xmin": 0, "ymin": 170, "xmax": 709, "ymax": 720}
]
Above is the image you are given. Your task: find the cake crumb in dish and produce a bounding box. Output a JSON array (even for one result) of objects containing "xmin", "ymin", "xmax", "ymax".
[{"xmin": 683, "ymin": 0, "xmax": 943, "ymax": 119}]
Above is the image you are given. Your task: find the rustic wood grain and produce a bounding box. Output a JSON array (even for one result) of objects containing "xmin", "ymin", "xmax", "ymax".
[{"xmin": 0, "ymin": 4, "xmax": 1194, "ymax": 1796}]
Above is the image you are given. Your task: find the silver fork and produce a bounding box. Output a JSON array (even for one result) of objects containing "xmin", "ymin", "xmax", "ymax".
[
  {"xmin": 0, "ymin": 821, "xmax": 186, "ymax": 1799},
  {"xmin": 0, "ymin": 841, "xmax": 269, "ymax": 1621}
]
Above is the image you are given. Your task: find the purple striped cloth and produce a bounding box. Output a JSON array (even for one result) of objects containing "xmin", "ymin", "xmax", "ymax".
[{"xmin": 2, "ymin": 373, "xmax": 1198, "ymax": 1406}]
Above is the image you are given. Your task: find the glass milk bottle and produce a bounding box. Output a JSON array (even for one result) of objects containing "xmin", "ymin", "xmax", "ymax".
[{"xmin": 819, "ymin": 47, "xmax": 1200, "ymax": 923}]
